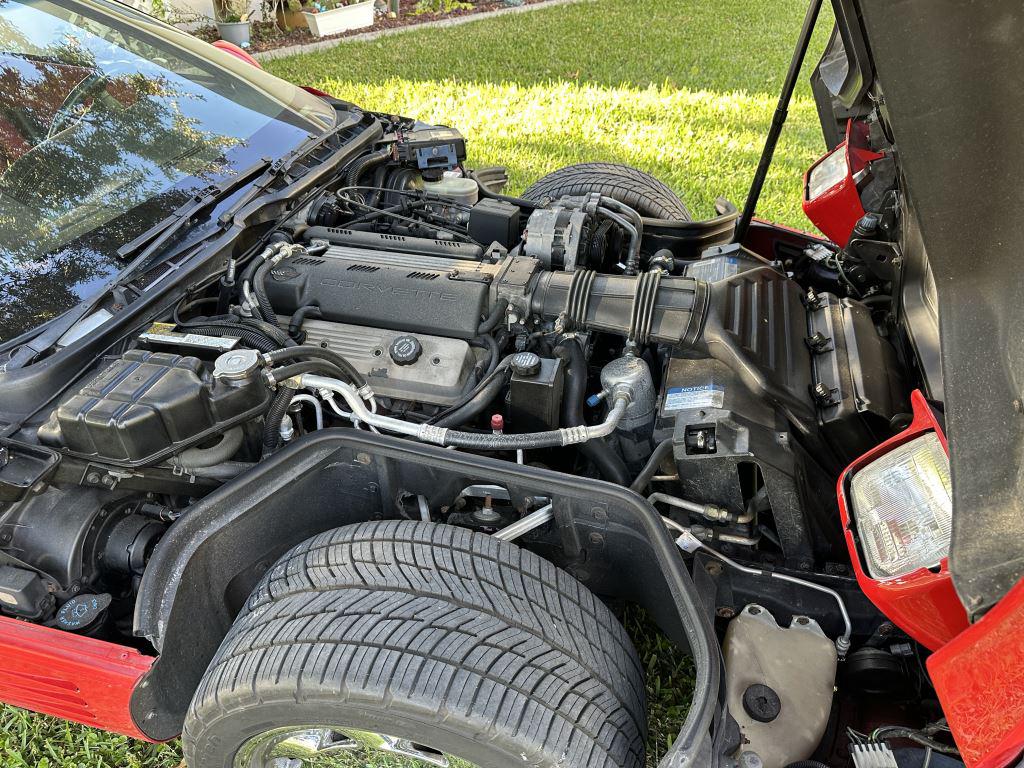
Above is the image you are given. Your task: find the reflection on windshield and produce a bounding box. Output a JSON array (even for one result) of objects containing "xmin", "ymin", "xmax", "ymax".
[{"xmin": 0, "ymin": 0, "xmax": 322, "ymax": 343}]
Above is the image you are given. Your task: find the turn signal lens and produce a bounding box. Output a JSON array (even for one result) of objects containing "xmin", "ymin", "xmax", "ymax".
[{"xmin": 850, "ymin": 433, "xmax": 952, "ymax": 580}]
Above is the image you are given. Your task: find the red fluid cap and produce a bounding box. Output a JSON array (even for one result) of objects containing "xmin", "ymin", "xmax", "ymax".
[{"xmin": 490, "ymin": 414, "xmax": 504, "ymax": 433}]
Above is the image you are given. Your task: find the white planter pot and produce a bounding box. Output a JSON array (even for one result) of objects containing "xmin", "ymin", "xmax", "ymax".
[
  {"xmin": 302, "ymin": 0, "xmax": 374, "ymax": 36},
  {"xmin": 215, "ymin": 20, "xmax": 251, "ymax": 47}
]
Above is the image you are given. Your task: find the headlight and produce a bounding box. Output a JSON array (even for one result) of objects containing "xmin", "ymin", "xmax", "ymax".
[
  {"xmin": 807, "ymin": 144, "xmax": 850, "ymax": 200},
  {"xmin": 849, "ymin": 432, "xmax": 952, "ymax": 580}
]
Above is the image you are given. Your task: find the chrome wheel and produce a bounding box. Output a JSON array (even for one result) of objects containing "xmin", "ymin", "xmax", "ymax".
[{"xmin": 234, "ymin": 726, "xmax": 481, "ymax": 768}]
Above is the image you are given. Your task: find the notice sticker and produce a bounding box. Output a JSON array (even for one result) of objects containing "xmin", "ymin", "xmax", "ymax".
[{"xmin": 664, "ymin": 384, "xmax": 725, "ymax": 412}]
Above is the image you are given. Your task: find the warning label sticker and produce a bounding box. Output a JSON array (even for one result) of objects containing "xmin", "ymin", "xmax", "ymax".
[{"xmin": 663, "ymin": 384, "xmax": 725, "ymax": 412}]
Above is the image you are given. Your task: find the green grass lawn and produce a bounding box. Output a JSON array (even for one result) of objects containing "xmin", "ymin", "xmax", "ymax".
[{"xmin": 4, "ymin": 0, "xmax": 833, "ymax": 765}]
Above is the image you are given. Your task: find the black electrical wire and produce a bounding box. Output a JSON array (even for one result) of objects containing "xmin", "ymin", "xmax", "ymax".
[
  {"xmin": 872, "ymin": 727, "xmax": 959, "ymax": 756},
  {"xmin": 337, "ymin": 193, "xmax": 475, "ymax": 243}
]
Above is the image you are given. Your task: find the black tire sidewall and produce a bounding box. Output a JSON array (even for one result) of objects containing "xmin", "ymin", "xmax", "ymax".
[{"xmin": 522, "ymin": 162, "xmax": 693, "ymax": 221}]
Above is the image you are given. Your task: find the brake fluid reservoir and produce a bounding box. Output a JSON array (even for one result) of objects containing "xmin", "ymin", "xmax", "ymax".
[
  {"xmin": 723, "ymin": 604, "xmax": 837, "ymax": 768},
  {"xmin": 423, "ymin": 174, "xmax": 479, "ymax": 206}
]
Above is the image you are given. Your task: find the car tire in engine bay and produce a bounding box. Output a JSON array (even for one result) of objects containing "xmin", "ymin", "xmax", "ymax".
[
  {"xmin": 522, "ymin": 162, "xmax": 693, "ymax": 221},
  {"xmin": 182, "ymin": 520, "xmax": 647, "ymax": 768}
]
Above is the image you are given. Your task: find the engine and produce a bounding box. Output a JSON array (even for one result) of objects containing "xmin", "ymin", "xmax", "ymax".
[{"xmin": 5, "ymin": 123, "xmax": 909, "ymax": 639}]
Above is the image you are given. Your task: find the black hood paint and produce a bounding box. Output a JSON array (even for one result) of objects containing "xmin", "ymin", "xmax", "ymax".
[{"xmin": 847, "ymin": 0, "xmax": 1024, "ymax": 618}]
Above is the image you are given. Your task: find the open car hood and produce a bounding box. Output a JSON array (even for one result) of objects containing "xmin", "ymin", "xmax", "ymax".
[{"xmin": 824, "ymin": 0, "xmax": 1024, "ymax": 619}]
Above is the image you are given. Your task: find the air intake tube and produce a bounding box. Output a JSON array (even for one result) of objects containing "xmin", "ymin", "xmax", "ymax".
[{"xmin": 529, "ymin": 269, "xmax": 709, "ymax": 347}]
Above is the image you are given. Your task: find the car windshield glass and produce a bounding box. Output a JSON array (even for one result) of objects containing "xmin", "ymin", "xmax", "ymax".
[{"xmin": 0, "ymin": 0, "xmax": 333, "ymax": 344}]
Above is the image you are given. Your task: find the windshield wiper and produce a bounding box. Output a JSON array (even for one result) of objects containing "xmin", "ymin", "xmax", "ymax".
[
  {"xmin": 115, "ymin": 157, "xmax": 274, "ymax": 271},
  {"xmin": 116, "ymin": 121, "xmax": 345, "ymax": 279},
  {"xmin": 3, "ymin": 160, "xmax": 274, "ymax": 371}
]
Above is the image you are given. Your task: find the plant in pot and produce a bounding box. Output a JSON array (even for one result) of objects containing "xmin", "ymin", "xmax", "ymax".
[
  {"xmin": 215, "ymin": 0, "xmax": 253, "ymax": 48},
  {"xmin": 302, "ymin": 0, "xmax": 375, "ymax": 37},
  {"xmin": 263, "ymin": 0, "xmax": 307, "ymax": 31}
]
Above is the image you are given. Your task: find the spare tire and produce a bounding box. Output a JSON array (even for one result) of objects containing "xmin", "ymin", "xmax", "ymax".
[
  {"xmin": 183, "ymin": 520, "xmax": 646, "ymax": 768},
  {"xmin": 523, "ymin": 162, "xmax": 693, "ymax": 221}
]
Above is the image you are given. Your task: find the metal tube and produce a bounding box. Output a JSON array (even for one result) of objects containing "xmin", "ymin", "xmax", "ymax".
[
  {"xmin": 493, "ymin": 504, "xmax": 555, "ymax": 541},
  {"xmin": 648, "ymin": 492, "xmax": 750, "ymax": 524},
  {"xmin": 671, "ymin": 525, "xmax": 852, "ymax": 657}
]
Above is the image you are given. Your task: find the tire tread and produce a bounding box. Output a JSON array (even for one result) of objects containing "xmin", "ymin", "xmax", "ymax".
[{"xmin": 184, "ymin": 521, "xmax": 645, "ymax": 768}]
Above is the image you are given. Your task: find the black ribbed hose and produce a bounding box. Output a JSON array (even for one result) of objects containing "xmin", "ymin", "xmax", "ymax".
[
  {"xmin": 345, "ymin": 148, "xmax": 392, "ymax": 188},
  {"xmin": 262, "ymin": 387, "xmax": 295, "ymax": 456},
  {"xmin": 187, "ymin": 324, "xmax": 279, "ymax": 353},
  {"xmin": 785, "ymin": 762, "xmax": 831, "ymax": 768},
  {"xmin": 556, "ymin": 338, "xmax": 630, "ymax": 486}
]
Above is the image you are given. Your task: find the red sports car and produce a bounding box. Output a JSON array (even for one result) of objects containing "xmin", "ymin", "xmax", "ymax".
[{"xmin": 0, "ymin": 1, "xmax": 1020, "ymax": 766}]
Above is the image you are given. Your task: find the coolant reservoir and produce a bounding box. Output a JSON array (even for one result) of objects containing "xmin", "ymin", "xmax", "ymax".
[
  {"xmin": 423, "ymin": 174, "xmax": 479, "ymax": 206},
  {"xmin": 723, "ymin": 604, "xmax": 837, "ymax": 768}
]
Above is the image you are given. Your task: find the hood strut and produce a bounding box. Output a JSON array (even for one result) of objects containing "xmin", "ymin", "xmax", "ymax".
[{"xmin": 734, "ymin": 0, "xmax": 825, "ymax": 244}]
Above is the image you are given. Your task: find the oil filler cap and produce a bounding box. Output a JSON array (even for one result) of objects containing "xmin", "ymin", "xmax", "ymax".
[
  {"xmin": 742, "ymin": 683, "xmax": 782, "ymax": 723},
  {"xmin": 389, "ymin": 335, "xmax": 423, "ymax": 366},
  {"xmin": 56, "ymin": 593, "xmax": 112, "ymax": 633}
]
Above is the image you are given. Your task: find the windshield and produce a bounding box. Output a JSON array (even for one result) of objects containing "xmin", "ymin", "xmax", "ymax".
[{"xmin": 0, "ymin": 0, "xmax": 334, "ymax": 343}]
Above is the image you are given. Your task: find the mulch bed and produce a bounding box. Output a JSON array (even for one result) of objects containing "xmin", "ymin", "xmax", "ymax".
[{"xmin": 193, "ymin": 0, "xmax": 551, "ymax": 53}]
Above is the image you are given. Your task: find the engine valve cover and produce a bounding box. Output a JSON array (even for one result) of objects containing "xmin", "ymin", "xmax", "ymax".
[{"xmin": 291, "ymin": 319, "xmax": 481, "ymax": 406}]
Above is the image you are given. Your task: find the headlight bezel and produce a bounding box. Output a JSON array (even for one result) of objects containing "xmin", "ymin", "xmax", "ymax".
[{"xmin": 836, "ymin": 390, "xmax": 968, "ymax": 651}]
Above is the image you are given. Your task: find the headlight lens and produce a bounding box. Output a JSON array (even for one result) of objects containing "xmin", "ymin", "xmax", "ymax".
[
  {"xmin": 807, "ymin": 145, "xmax": 849, "ymax": 199},
  {"xmin": 850, "ymin": 433, "xmax": 952, "ymax": 580}
]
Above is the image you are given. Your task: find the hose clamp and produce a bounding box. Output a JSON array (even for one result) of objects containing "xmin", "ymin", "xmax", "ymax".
[{"xmin": 418, "ymin": 424, "xmax": 448, "ymax": 445}]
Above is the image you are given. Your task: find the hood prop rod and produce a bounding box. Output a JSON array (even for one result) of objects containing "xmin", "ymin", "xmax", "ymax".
[{"xmin": 734, "ymin": 0, "xmax": 825, "ymax": 245}]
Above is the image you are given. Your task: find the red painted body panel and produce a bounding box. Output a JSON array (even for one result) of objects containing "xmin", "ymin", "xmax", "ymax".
[
  {"xmin": 836, "ymin": 390, "xmax": 969, "ymax": 651},
  {"xmin": 0, "ymin": 615, "xmax": 155, "ymax": 740},
  {"xmin": 929, "ymin": 575, "xmax": 1024, "ymax": 767},
  {"xmin": 802, "ymin": 119, "xmax": 884, "ymax": 246},
  {"xmin": 211, "ymin": 39, "xmax": 262, "ymax": 68}
]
